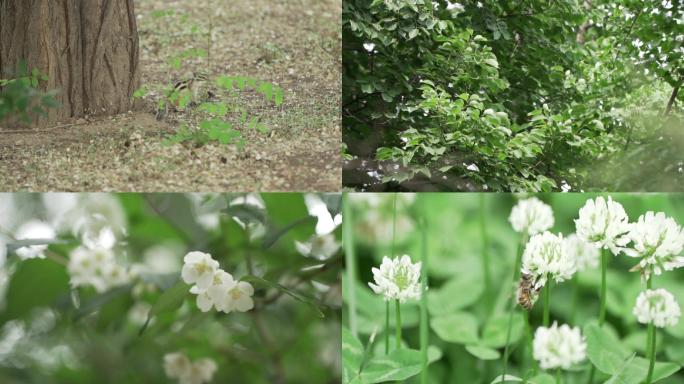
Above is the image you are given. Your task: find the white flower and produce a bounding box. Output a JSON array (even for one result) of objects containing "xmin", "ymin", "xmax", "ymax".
[
  {"xmin": 15, "ymin": 221, "xmax": 56, "ymax": 260},
  {"xmin": 295, "ymin": 233, "xmax": 340, "ymax": 260},
  {"xmin": 564, "ymin": 233, "xmax": 600, "ymax": 272},
  {"xmin": 181, "ymin": 252, "xmax": 219, "ymax": 291},
  {"xmin": 164, "ymin": 352, "xmax": 217, "ymax": 384},
  {"xmin": 575, "ymin": 196, "xmax": 630, "ymax": 255},
  {"xmin": 210, "ymin": 278, "xmax": 255, "ymax": 314},
  {"xmin": 509, "ymin": 197, "xmax": 554, "ymax": 235},
  {"xmin": 624, "ymin": 212, "xmax": 684, "ymax": 278},
  {"xmin": 181, "ymin": 358, "xmax": 218, "ymax": 384},
  {"xmin": 368, "ymin": 255, "xmax": 422, "ymax": 302},
  {"xmin": 194, "ymin": 270, "xmax": 236, "ymax": 312},
  {"xmin": 446, "ymin": 2, "xmax": 465, "ymax": 12},
  {"xmin": 68, "ymin": 246, "xmax": 130, "ymax": 293},
  {"xmin": 522, "ymin": 232, "xmax": 576, "ymax": 289},
  {"xmin": 633, "ymin": 289, "xmax": 681, "ymax": 328},
  {"xmin": 533, "ymin": 322, "xmax": 586, "ymax": 370},
  {"xmin": 187, "ymin": 268, "xmax": 254, "ymax": 314}
]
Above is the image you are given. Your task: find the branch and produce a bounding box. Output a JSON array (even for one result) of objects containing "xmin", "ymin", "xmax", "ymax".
[{"xmin": 665, "ymin": 85, "xmax": 680, "ymax": 116}]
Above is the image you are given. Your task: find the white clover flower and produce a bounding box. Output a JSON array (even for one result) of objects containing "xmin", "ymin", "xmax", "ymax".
[
  {"xmin": 509, "ymin": 197, "xmax": 554, "ymax": 235},
  {"xmin": 368, "ymin": 255, "xmax": 422, "ymax": 302},
  {"xmin": 181, "ymin": 252, "xmax": 220, "ymax": 291},
  {"xmin": 533, "ymin": 322, "xmax": 587, "ymax": 370},
  {"xmin": 164, "ymin": 352, "xmax": 217, "ymax": 384},
  {"xmin": 15, "ymin": 220, "xmax": 56, "ymax": 260},
  {"xmin": 522, "ymin": 232, "xmax": 576, "ymax": 289},
  {"xmin": 624, "ymin": 212, "xmax": 684, "ymax": 279},
  {"xmin": 575, "ymin": 196, "xmax": 631, "ymax": 255},
  {"xmin": 564, "ymin": 233, "xmax": 600, "ymax": 272},
  {"xmin": 295, "ymin": 233, "xmax": 340, "ymax": 260},
  {"xmin": 633, "ymin": 289, "xmax": 681, "ymax": 328}
]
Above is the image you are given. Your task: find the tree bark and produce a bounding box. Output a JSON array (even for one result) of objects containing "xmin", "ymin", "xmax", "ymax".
[{"xmin": 0, "ymin": 0, "xmax": 140, "ymax": 127}]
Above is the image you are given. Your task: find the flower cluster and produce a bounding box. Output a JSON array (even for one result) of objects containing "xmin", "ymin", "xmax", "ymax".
[
  {"xmin": 509, "ymin": 197, "xmax": 554, "ymax": 235},
  {"xmin": 163, "ymin": 352, "xmax": 217, "ymax": 384},
  {"xmin": 68, "ymin": 245, "xmax": 131, "ymax": 293},
  {"xmin": 575, "ymin": 196, "xmax": 630, "ymax": 255},
  {"xmin": 633, "ymin": 288, "xmax": 681, "ymax": 328},
  {"xmin": 533, "ymin": 322, "xmax": 587, "ymax": 370},
  {"xmin": 521, "ymin": 232, "xmax": 576, "ymax": 289},
  {"xmin": 624, "ymin": 211, "xmax": 684, "ymax": 279},
  {"xmin": 563, "ymin": 233, "xmax": 600, "ymax": 272},
  {"xmin": 181, "ymin": 251, "xmax": 254, "ymax": 314},
  {"xmin": 369, "ymin": 255, "xmax": 422, "ymax": 302}
]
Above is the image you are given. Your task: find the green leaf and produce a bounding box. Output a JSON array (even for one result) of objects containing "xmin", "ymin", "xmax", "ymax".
[
  {"xmin": 584, "ymin": 323, "xmax": 630, "ymax": 374},
  {"xmin": 427, "ymin": 272, "xmax": 484, "ymax": 316},
  {"xmin": 481, "ymin": 313, "xmax": 524, "ymax": 348},
  {"xmin": 361, "ymin": 348, "xmax": 423, "ymax": 383},
  {"xmin": 261, "ymin": 216, "xmax": 316, "ymax": 249},
  {"xmin": 529, "ymin": 373, "xmax": 555, "ymax": 384},
  {"xmin": 3, "ymin": 259, "xmax": 70, "ymax": 321},
  {"xmin": 430, "ymin": 312, "xmax": 479, "ymax": 344},
  {"xmin": 75, "ymin": 284, "xmax": 132, "ymax": 320},
  {"xmin": 139, "ymin": 281, "xmax": 188, "ymax": 335},
  {"xmin": 605, "ymin": 356, "xmax": 681, "ymax": 384},
  {"xmin": 489, "ymin": 374, "xmax": 523, "ymax": 383},
  {"xmin": 241, "ymin": 275, "xmax": 324, "ymax": 318},
  {"xmin": 343, "ymin": 327, "xmax": 364, "ymax": 384},
  {"xmin": 484, "ymin": 58, "xmax": 499, "ymax": 69},
  {"xmin": 465, "ymin": 344, "xmax": 500, "ymax": 360}
]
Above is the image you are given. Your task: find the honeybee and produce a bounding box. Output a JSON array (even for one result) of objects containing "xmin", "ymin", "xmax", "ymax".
[{"xmin": 517, "ymin": 273, "xmax": 540, "ymax": 310}]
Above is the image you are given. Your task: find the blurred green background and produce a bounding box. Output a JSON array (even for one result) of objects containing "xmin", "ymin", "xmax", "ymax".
[
  {"xmin": 343, "ymin": 193, "xmax": 684, "ymax": 383},
  {"xmin": 0, "ymin": 193, "xmax": 341, "ymax": 384}
]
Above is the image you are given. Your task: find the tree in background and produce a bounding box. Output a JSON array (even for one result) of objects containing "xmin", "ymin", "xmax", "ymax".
[
  {"xmin": 0, "ymin": 0, "xmax": 140, "ymax": 126},
  {"xmin": 343, "ymin": 0, "xmax": 683, "ymax": 191}
]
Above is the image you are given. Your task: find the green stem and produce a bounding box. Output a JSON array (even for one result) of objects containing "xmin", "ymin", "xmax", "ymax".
[
  {"xmin": 523, "ymin": 310, "xmax": 537, "ymax": 375},
  {"xmin": 645, "ymin": 276, "xmax": 653, "ymax": 360},
  {"xmin": 343, "ymin": 194, "xmax": 358, "ymax": 337},
  {"xmin": 543, "ymin": 279, "xmax": 551, "ymax": 327},
  {"xmin": 385, "ymin": 301, "xmax": 390, "ymax": 355},
  {"xmin": 589, "ymin": 249, "xmax": 609, "ymax": 384},
  {"xmin": 391, "ymin": 194, "xmax": 397, "ymax": 257},
  {"xmin": 571, "ymin": 274, "xmax": 579, "ymax": 324},
  {"xmin": 556, "ymin": 368, "xmax": 562, "ymax": 384},
  {"xmin": 419, "ymin": 216, "xmax": 429, "ymax": 384},
  {"xmin": 395, "ymin": 299, "xmax": 402, "ymax": 350},
  {"xmin": 645, "ymin": 322, "xmax": 656, "ymax": 384},
  {"xmin": 599, "ymin": 249, "xmax": 608, "ymax": 326},
  {"xmin": 480, "ymin": 195, "xmax": 491, "ymax": 312},
  {"xmin": 501, "ymin": 234, "xmax": 527, "ymax": 383}
]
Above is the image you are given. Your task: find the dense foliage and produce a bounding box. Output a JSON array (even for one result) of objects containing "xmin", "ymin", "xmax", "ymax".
[
  {"xmin": 343, "ymin": 0, "xmax": 683, "ymax": 191},
  {"xmin": 0, "ymin": 193, "xmax": 341, "ymax": 384},
  {"xmin": 343, "ymin": 193, "xmax": 684, "ymax": 383}
]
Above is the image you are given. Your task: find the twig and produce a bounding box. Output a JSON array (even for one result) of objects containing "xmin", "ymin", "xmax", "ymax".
[{"xmin": 664, "ymin": 84, "xmax": 680, "ymax": 116}]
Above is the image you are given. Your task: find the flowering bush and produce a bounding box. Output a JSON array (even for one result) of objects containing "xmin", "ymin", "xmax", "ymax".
[
  {"xmin": 0, "ymin": 193, "xmax": 341, "ymax": 383},
  {"xmin": 343, "ymin": 193, "xmax": 684, "ymax": 384}
]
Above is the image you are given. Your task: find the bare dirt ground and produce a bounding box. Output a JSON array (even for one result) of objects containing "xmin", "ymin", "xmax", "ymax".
[{"xmin": 0, "ymin": 0, "xmax": 341, "ymax": 192}]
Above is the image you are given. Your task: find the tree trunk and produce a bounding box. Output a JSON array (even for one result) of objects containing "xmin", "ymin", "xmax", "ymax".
[{"xmin": 0, "ymin": 0, "xmax": 140, "ymax": 127}]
